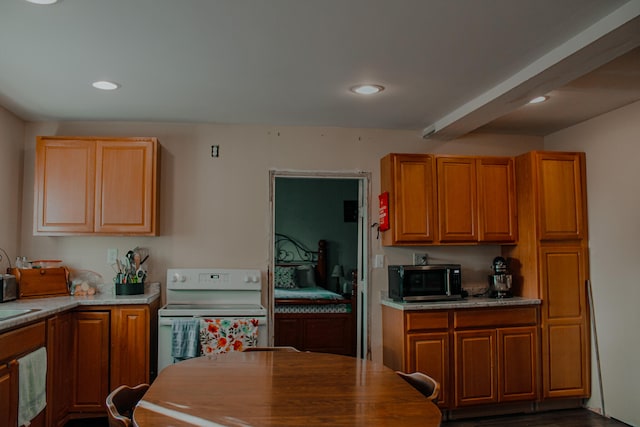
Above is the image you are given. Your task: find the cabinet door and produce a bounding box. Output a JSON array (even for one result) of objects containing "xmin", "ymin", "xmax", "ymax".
[
  {"xmin": 407, "ymin": 332, "xmax": 450, "ymax": 408},
  {"xmin": 498, "ymin": 326, "xmax": 538, "ymax": 402},
  {"xmin": 539, "ymin": 245, "xmax": 590, "ymax": 398},
  {"xmin": 111, "ymin": 306, "xmax": 150, "ymax": 388},
  {"xmin": 454, "ymin": 329, "xmax": 497, "ymax": 406},
  {"xmin": 47, "ymin": 312, "xmax": 73, "ymax": 426},
  {"xmin": 95, "ymin": 139, "xmax": 157, "ymax": 234},
  {"xmin": 71, "ymin": 311, "xmax": 110, "ymax": 413},
  {"xmin": 34, "ymin": 137, "xmax": 96, "ymax": 234},
  {"xmin": 437, "ymin": 157, "xmax": 477, "ymax": 242},
  {"xmin": 477, "ymin": 157, "xmax": 517, "ymax": 243},
  {"xmin": 536, "ymin": 152, "xmax": 586, "ymax": 240},
  {"xmin": 380, "ymin": 154, "xmax": 436, "ymax": 245},
  {"xmin": 0, "ymin": 361, "xmax": 18, "ymax": 427}
]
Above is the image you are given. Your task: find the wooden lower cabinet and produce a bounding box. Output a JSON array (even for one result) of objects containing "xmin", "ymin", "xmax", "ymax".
[
  {"xmin": 407, "ymin": 332, "xmax": 450, "ymax": 407},
  {"xmin": 454, "ymin": 329, "xmax": 497, "ymax": 406},
  {"xmin": 382, "ymin": 305, "xmax": 539, "ymax": 411},
  {"xmin": 70, "ymin": 303, "xmax": 158, "ymax": 417},
  {"xmin": 111, "ymin": 306, "xmax": 151, "ymax": 387},
  {"xmin": 71, "ymin": 310, "xmax": 111, "ymax": 414},
  {"xmin": 0, "ymin": 361, "xmax": 18, "ymax": 427},
  {"xmin": 0, "ymin": 301, "xmax": 157, "ymax": 424},
  {"xmin": 498, "ymin": 327, "xmax": 538, "ymax": 402},
  {"xmin": 0, "ymin": 321, "xmax": 46, "ymax": 427},
  {"xmin": 47, "ymin": 312, "xmax": 74, "ymax": 426}
]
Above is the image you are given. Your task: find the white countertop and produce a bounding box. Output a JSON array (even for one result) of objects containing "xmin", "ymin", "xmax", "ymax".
[
  {"xmin": 0, "ymin": 282, "xmax": 160, "ymax": 333},
  {"xmin": 381, "ymin": 295, "xmax": 541, "ymax": 311}
]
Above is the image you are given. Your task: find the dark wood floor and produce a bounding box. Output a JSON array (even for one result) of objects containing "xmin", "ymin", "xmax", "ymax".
[
  {"xmin": 442, "ymin": 409, "xmax": 630, "ymax": 427},
  {"xmin": 65, "ymin": 409, "xmax": 629, "ymax": 427},
  {"xmin": 64, "ymin": 418, "xmax": 108, "ymax": 427}
]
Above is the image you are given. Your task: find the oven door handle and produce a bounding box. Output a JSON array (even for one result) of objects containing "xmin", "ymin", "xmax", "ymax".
[{"xmin": 159, "ymin": 317, "xmax": 267, "ymax": 327}]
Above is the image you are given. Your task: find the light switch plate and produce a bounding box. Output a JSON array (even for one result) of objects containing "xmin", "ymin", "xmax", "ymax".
[{"xmin": 374, "ymin": 254, "xmax": 384, "ymax": 269}]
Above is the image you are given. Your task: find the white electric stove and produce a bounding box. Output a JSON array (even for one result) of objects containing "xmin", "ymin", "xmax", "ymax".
[{"xmin": 157, "ymin": 268, "xmax": 267, "ymax": 372}]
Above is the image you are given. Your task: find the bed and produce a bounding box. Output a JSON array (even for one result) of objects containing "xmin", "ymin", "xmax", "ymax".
[{"xmin": 273, "ymin": 234, "xmax": 357, "ymax": 356}]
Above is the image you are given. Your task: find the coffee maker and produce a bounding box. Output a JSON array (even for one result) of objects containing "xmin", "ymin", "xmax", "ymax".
[{"xmin": 488, "ymin": 256, "xmax": 513, "ymax": 298}]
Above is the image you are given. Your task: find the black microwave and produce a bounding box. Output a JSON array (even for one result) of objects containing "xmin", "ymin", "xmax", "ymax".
[{"xmin": 388, "ymin": 264, "xmax": 462, "ymax": 302}]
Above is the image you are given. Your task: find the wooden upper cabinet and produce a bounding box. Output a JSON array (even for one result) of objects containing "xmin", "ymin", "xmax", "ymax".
[
  {"xmin": 437, "ymin": 157, "xmax": 477, "ymax": 242},
  {"xmin": 477, "ymin": 157, "xmax": 517, "ymax": 243},
  {"xmin": 380, "ymin": 153, "xmax": 516, "ymax": 245},
  {"xmin": 380, "ymin": 154, "xmax": 437, "ymax": 245},
  {"xmin": 535, "ymin": 152, "xmax": 586, "ymax": 240},
  {"xmin": 35, "ymin": 136, "xmax": 158, "ymax": 236},
  {"xmin": 437, "ymin": 156, "xmax": 516, "ymax": 243},
  {"xmin": 34, "ymin": 138, "xmax": 96, "ymax": 234},
  {"xmin": 95, "ymin": 140, "xmax": 157, "ymax": 234}
]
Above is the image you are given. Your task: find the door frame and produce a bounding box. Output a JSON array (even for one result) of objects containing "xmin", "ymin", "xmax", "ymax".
[{"xmin": 268, "ymin": 169, "xmax": 371, "ymax": 359}]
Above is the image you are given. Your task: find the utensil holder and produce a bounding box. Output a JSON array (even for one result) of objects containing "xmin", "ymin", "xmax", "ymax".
[{"xmin": 115, "ymin": 282, "xmax": 144, "ymax": 295}]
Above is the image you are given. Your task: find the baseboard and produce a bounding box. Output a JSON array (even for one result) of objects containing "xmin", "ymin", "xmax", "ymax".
[
  {"xmin": 444, "ymin": 398, "xmax": 584, "ymax": 421},
  {"xmin": 445, "ymin": 402, "xmax": 536, "ymax": 420}
]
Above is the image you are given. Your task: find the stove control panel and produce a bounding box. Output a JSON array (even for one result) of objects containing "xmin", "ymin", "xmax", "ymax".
[{"xmin": 167, "ymin": 269, "xmax": 262, "ymax": 290}]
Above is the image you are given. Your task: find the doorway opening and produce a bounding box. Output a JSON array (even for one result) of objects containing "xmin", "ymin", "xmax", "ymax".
[{"xmin": 269, "ymin": 170, "xmax": 369, "ymax": 358}]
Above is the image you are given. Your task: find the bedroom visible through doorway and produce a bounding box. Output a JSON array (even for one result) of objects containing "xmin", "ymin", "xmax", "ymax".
[{"xmin": 269, "ymin": 172, "xmax": 368, "ymax": 359}]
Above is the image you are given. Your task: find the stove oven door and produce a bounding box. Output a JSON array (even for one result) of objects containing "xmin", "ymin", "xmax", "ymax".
[{"xmin": 158, "ymin": 314, "xmax": 268, "ymax": 373}]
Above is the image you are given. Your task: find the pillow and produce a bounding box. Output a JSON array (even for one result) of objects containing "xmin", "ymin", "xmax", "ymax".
[
  {"xmin": 295, "ymin": 265, "xmax": 317, "ymax": 288},
  {"xmin": 274, "ymin": 266, "xmax": 297, "ymax": 289}
]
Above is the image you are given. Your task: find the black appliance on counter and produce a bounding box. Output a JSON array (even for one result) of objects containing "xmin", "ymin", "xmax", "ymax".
[
  {"xmin": 488, "ymin": 256, "xmax": 513, "ymax": 298},
  {"xmin": 388, "ymin": 264, "xmax": 462, "ymax": 302}
]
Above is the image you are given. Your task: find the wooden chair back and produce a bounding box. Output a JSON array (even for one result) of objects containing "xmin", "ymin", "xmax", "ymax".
[
  {"xmin": 106, "ymin": 383, "xmax": 150, "ymax": 427},
  {"xmin": 396, "ymin": 371, "xmax": 440, "ymax": 402}
]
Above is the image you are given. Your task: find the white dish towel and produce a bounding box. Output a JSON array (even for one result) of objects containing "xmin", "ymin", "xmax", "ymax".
[{"xmin": 18, "ymin": 346, "xmax": 47, "ymax": 427}]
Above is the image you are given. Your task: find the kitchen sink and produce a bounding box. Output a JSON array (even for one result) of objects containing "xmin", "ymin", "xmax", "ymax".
[{"xmin": 0, "ymin": 308, "xmax": 41, "ymax": 321}]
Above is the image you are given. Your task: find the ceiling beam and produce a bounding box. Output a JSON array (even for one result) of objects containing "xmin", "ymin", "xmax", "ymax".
[{"xmin": 423, "ymin": 1, "xmax": 640, "ymax": 140}]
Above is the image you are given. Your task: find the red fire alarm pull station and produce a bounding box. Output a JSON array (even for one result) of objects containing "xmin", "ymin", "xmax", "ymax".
[{"xmin": 379, "ymin": 192, "xmax": 390, "ymax": 231}]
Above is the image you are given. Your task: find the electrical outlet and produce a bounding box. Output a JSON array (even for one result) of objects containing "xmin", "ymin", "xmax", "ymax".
[
  {"xmin": 107, "ymin": 248, "xmax": 118, "ymax": 264},
  {"xmin": 413, "ymin": 252, "xmax": 428, "ymax": 266}
]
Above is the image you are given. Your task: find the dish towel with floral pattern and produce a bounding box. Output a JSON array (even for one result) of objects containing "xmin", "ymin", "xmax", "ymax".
[{"xmin": 199, "ymin": 318, "xmax": 260, "ymax": 354}]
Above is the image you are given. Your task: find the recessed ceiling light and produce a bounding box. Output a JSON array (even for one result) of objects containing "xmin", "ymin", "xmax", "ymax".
[
  {"xmin": 92, "ymin": 81, "xmax": 120, "ymax": 91},
  {"xmin": 25, "ymin": 0, "xmax": 59, "ymax": 4},
  {"xmin": 350, "ymin": 84, "xmax": 385, "ymax": 95},
  {"xmin": 528, "ymin": 95, "xmax": 548, "ymax": 104}
]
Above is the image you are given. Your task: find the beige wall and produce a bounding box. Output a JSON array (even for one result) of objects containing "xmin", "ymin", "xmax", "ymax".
[
  {"xmin": 0, "ymin": 106, "xmax": 25, "ymax": 267},
  {"xmin": 545, "ymin": 100, "xmax": 640, "ymax": 426},
  {"xmin": 19, "ymin": 120, "xmax": 542, "ymax": 362}
]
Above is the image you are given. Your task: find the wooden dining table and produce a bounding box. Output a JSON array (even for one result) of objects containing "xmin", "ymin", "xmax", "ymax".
[{"xmin": 133, "ymin": 351, "xmax": 442, "ymax": 426}]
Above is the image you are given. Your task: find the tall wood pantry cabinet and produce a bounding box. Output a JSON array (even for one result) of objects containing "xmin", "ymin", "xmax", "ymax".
[
  {"xmin": 380, "ymin": 153, "xmax": 517, "ymax": 245},
  {"xmin": 502, "ymin": 151, "xmax": 590, "ymax": 400},
  {"xmin": 34, "ymin": 136, "xmax": 159, "ymax": 235}
]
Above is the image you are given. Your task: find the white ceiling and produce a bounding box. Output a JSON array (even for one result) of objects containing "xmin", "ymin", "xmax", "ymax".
[{"xmin": 0, "ymin": 0, "xmax": 639, "ymax": 140}]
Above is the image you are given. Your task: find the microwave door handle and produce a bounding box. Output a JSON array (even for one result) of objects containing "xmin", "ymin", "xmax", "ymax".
[{"xmin": 445, "ymin": 269, "xmax": 451, "ymax": 296}]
